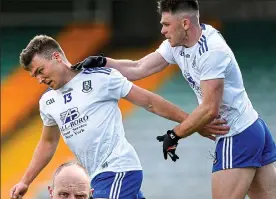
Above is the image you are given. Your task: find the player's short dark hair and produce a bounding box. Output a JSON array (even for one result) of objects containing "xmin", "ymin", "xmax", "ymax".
[
  {"xmin": 52, "ymin": 161, "xmax": 89, "ymax": 186},
  {"xmin": 19, "ymin": 35, "xmax": 63, "ymax": 71},
  {"xmin": 157, "ymin": 0, "xmax": 199, "ymax": 14}
]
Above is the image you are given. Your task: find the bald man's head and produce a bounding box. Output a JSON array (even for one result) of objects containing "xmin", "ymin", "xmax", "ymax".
[{"xmin": 48, "ymin": 162, "xmax": 91, "ymax": 199}]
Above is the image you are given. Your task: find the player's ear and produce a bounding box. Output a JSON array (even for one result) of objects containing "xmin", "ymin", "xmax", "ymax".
[
  {"xmin": 182, "ymin": 18, "xmax": 190, "ymax": 31},
  {"xmin": 52, "ymin": 52, "xmax": 63, "ymax": 63},
  {"xmin": 48, "ymin": 185, "xmax": 54, "ymax": 198},
  {"xmin": 90, "ymin": 188, "xmax": 94, "ymax": 198}
]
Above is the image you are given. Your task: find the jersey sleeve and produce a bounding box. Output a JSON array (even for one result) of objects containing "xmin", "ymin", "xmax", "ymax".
[
  {"xmin": 156, "ymin": 40, "xmax": 176, "ymax": 64},
  {"xmin": 39, "ymin": 99, "xmax": 57, "ymax": 126},
  {"xmin": 108, "ymin": 69, "xmax": 133, "ymax": 100},
  {"xmin": 199, "ymin": 49, "xmax": 231, "ymax": 81}
]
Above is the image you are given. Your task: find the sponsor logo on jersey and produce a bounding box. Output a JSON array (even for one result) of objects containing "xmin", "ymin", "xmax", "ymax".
[
  {"xmin": 46, "ymin": 98, "xmax": 55, "ymax": 105},
  {"xmin": 59, "ymin": 107, "xmax": 89, "ymax": 132},
  {"xmin": 60, "ymin": 107, "xmax": 80, "ymax": 124},
  {"xmin": 82, "ymin": 80, "xmax": 93, "ymax": 93},
  {"xmin": 183, "ymin": 71, "xmax": 202, "ymax": 97}
]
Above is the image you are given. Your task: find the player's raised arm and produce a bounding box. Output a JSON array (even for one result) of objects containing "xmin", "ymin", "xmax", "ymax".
[
  {"xmin": 106, "ymin": 52, "xmax": 169, "ymax": 81},
  {"xmin": 10, "ymin": 125, "xmax": 60, "ymax": 199}
]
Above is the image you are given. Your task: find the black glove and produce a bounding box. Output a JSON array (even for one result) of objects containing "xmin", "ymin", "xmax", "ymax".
[
  {"xmin": 156, "ymin": 130, "xmax": 181, "ymax": 162},
  {"xmin": 71, "ymin": 54, "xmax": 107, "ymax": 71}
]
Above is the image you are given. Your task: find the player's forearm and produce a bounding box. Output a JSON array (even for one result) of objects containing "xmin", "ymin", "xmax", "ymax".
[
  {"xmin": 173, "ymin": 104, "xmax": 218, "ymax": 138},
  {"xmin": 21, "ymin": 140, "xmax": 57, "ymax": 186},
  {"xmin": 106, "ymin": 58, "xmax": 143, "ymax": 81},
  {"xmin": 146, "ymin": 94, "xmax": 189, "ymax": 123}
]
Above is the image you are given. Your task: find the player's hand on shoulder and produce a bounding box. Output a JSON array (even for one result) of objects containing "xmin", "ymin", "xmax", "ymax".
[
  {"xmin": 10, "ymin": 182, "xmax": 29, "ymax": 199},
  {"xmin": 156, "ymin": 130, "xmax": 180, "ymax": 162},
  {"xmin": 71, "ymin": 54, "xmax": 107, "ymax": 71},
  {"xmin": 198, "ymin": 118, "xmax": 230, "ymax": 141}
]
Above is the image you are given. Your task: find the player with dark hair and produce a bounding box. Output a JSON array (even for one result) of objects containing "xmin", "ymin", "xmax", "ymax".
[{"xmin": 72, "ymin": 0, "xmax": 276, "ymax": 198}]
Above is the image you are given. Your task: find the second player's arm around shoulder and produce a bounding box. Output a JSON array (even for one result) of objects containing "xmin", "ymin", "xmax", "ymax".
[
  {"xmin": 106, "ymin": 52, "xmax": 169, "ymax": 81},
  {"xmin": 70, "ymin": 52, "xmax": 169, "ymax": 81}
]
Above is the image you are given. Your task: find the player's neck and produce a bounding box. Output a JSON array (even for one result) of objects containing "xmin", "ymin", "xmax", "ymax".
[
  {"xmin": 183, "ymin": 24, "xmax": 202, "ymax": 48},
  {"xmin": 61, "ymin": 64, "xmax": 81, "ymax": 86}
]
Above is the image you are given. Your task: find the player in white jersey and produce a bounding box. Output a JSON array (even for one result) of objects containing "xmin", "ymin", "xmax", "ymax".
[
  {"xmin": 73, "ymin": 1, "xmax": 276, "ymax": 198},
  {"xmin": 10, "ymin": 35, "xmax": 228, "ymax": 199}
]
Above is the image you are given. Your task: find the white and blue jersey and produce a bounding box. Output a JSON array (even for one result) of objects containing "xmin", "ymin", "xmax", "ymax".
[
  {"xmin": 39, "ymin": 67, "xmax": 144, "ymax": 198},
  {"xmin": 157, "ymin": 23, "xmax": 258, "ymax": 138},
  {"xmin": 157, "ymin": 24, "xmax": 276, "ymax": 171}
]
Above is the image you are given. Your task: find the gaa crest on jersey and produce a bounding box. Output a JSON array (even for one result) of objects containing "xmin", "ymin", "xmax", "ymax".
[{"xmin": 82, "ymin": 80, "xmax": 92, "ymax": 93}]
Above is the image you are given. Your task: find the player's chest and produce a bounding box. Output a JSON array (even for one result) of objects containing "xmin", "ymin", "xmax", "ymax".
[
  {"xmin": 45, "ymin": 82, "xmax": 105, "ymax": 120},
  {"xmin": 174, "ymin": 49, "xmax": 203, "ymax": 97},
  {"xmin": 175, "ymin": 50, "xmax": 200, "ymax": 80}
]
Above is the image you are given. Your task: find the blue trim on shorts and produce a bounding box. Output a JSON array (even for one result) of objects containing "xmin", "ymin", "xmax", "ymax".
[
  {"xmin": 91, "ymin": 170, "xmax": 144, "ymax": 199},
  {"xmin": 212, "ymin": 118, "xmax": 276, "ymax": 172}
]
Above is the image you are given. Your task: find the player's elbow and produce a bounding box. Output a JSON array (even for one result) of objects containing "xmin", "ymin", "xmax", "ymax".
[
  {"xmin": 207, "ymin": 107, "xmax": 219, "ymax": 120},
  {"xmin": 203, "ymin": 103, "xmax": 219, "ymax": 120}
]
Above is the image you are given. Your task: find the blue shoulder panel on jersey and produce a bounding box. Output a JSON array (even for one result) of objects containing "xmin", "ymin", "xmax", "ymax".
[
  {"xmin": 200, "ymin": 23, "xmax": 206, "ymax": 30},
  {"xmin": 83, "ymin": 67, "xmax": 111, "ymax": 75},
  {"xmin": 198, "ymin": 34, "xmax": 209, "ymax": 56}
]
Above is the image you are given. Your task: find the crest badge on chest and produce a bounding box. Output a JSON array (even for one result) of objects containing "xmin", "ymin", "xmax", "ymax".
[{"xmin": 82, "ymin": 80, "xmax": 93, "ymax": 93}]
